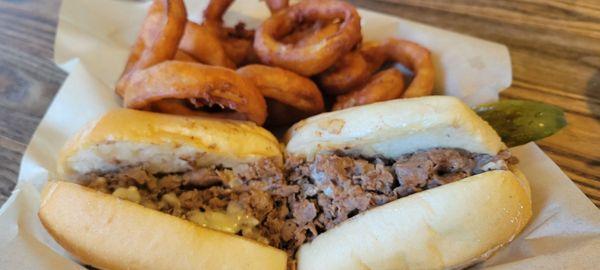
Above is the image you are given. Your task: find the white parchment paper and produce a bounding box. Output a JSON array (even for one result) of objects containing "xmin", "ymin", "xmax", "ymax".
[{"xmin": 1, "ymin": 0, "xmax": 598, "ymax": 269}]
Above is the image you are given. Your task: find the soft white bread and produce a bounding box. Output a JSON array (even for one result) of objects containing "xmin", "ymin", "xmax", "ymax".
[
  {"xmin": 296, "ymin": 170, "xmax": 532, "ymax": 270},
  {"xmin": 285, "ymin": 96, "xmax": 505, "ymax": 160},
  {"xmin": 38, "ymin": 181, "xmax": 287, "ymax": 270},
  {"xmin": 58, "ymin": 109, "xmax": 282, "ymax": 180}
]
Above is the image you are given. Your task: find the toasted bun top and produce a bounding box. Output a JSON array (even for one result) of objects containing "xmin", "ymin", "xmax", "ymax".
[
  {"xmin": 296, "ymin": 169, "xmax": 532, "ymax": 270},
  {"xmin": 58, "ymin": 109, "xmax": 282, "ymax": 179},
  {"xmin": 39, "ymin": 181, "xmax": 287, "ymax": 270},
  {"xmin": 285, "ymin": 96, "xmax": 505, "ymax": 160}
]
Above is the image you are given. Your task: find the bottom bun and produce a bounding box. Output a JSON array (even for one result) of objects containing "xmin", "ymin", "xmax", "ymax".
[
  {"xmin": 38, "ymin": 181, "xmax": 287, "ymax": 270},
  {"xmin": 296, "ymin": 170, "xmax": 532, "ymax": 270}
]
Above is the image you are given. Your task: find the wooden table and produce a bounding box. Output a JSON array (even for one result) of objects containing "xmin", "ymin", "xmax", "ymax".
[{"xmin": 0, "ymin": 0, "xmax": 598, "ymax": 207}]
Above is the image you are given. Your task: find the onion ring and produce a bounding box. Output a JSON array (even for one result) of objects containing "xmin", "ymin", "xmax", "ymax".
[
  {"xmin": 221, "ymin": 38, "xmax": 255, "ymax": 65},
  {"xmin": 201, "ymin": 0, "xmax": 290, "ymax": 66},
  {"xmin": 237, "ymin": 64, "xmax": 324, "ymax": 125},
  {"xmin": 254, "ymin": 0, "xmax": 362, "ymax": 76},
  {"xmin": 181, "ymin": 21, "xmax": 255, "ymax": 66},
  {"xmin": 320, "ymin": 39, "xmax": 433, "ymax": 97},
  {"xmin": 203, "ymin": 0, "xmax": 234, "ymax": 24},
  {"xmin": 179, "ymin": 21, "xmax": 236, "ymax": 68},
  {"xmin": 200, "ymin": 1, "xmax": 261, "ymax": 66},
  {"xmin": 174, "ymin": 50, "xmax": 197, "ymax": 62},
  {"xmin": 115, "ymin": 0, "xmax": 187, "ymax": 97},
  {"xmin": 384, "ymin": 38, "xmax": 435, "ymax": 98},
  {"xmin": 317, "ymin": 51, "xmax": 369, "ymax": 95},
  {"xmin": 332, "ymin": 68, "xmax": 405, "ymax": 111},
  {"xmin": 317, "ymin": 42, "xmax": 387, "ymax": 95},
  {"xmin": 123, "ymin": 61, "xmax": 268, "ymax": 125},
  {"xmin": 221, "ymin": 23, "xmax": 257, "ymax": 65},
  {"xmin": 280, "ymin": 20, "xmax": 340, "ymax": 47}
]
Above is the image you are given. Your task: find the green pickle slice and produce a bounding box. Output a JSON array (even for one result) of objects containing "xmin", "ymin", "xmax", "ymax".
[{"xmin": 474, "ymin": 99, "xmax": 567, "ymax": 147}]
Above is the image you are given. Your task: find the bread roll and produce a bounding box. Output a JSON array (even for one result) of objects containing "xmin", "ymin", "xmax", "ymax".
[
  {"xmin": 39, "ymin": 181, "xmax": 287, "ymax": 270},
  {"xmin": 58, "ymin": 109, "xmax": 282, "ymax": 180},
  {"xmin": 285, "ymin": 96, "xmax": 505, "ymax": 161},
  {"xmin": 43, "ymin": 109, "xmax": 288, "ymax": 269},
  {"xmin": 296, "ymin": 170, "xmax": 531, "ymax": 270}
]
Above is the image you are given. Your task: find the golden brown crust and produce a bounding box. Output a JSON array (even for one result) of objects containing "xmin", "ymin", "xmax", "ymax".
[
  {"xmin": 332, "ymin": 68, "xmax": 405, "ymax": 110},
  {"xmin": 237, "ymin": 65, "xmax": 325, "ymax": 114},
  {"xmin": 384, "ymin": 38, "xmax": 435, "ymax": 98},
  {"xmin": 253, "ymin": 0, "xmax": 362, "ymax": 76},
  {"xmin": 179, "ymin": 22, "xmax": 236, "ymax": 68},
  {"xmin": 58, "ymin": 109, "xmax": 281, "ymax": 179},
  {"xmin": 122, "ymin": 61, "xmax": 268, "ymax": 125},
  {"xmin": 115, "ymin": 0, "xmax": 187, "ymax": 97}
]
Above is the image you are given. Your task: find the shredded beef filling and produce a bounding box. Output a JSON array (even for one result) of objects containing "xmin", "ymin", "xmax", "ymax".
[
  {"xmin": 83, "ymin": 158, "xmax": 298, "ymax": 247},
  {"xmin": 83, "ymin": 148, "xmax": 515, "ymax": 258},
  {"xmin": 283, "ymin": 148, "xmax": 517, "ymax": 254}
]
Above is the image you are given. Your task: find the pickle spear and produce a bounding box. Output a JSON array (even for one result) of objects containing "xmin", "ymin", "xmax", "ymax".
[{"xmin": 474, "ymin": 100, "xmax": 567, "ymax": 147}]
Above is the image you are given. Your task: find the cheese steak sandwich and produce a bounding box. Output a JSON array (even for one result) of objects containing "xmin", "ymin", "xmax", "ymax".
[
  {"xmin": 284, "ymin": 96, "xmax": 532, "ymax": 270},
  {"xmin": 39, "ymin": 109, "xmax": 290, "ymax": 270},
  {"xmin": 39, "ymin": 96, "xmax": 532, "ymax": 270}
]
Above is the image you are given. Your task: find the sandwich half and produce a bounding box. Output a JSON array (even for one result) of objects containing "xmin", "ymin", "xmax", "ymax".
[
  {"xmin": 39, "ymin": 109, "xmax": 289, "ymax": 270},
  {"xmin": 284, "ymin": 96, "xmax": 532, "ymax": 270}
]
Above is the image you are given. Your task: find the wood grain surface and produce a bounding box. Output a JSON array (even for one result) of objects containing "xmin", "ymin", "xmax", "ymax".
[{"xmin": 0, "ymin": 0, "xmax": 598, "ymax": 207}]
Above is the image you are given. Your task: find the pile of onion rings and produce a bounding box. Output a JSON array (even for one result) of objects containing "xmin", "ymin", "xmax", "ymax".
[
  {"xmin": 115, "ymin": 0, "xmax": 436, "ymax": 126},
  {"xmin": 325, "ymin": 38, "xmax": 435, "ymax": 110}
]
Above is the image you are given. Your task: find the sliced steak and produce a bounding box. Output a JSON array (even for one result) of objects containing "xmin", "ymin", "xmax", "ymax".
[
  {"xmin": 283, "ymin": 148, "xmax": 516, "ymax": 256},
  {"xmin": 83, "ymin": 148, "xmax": 515, "ymax": 260}
]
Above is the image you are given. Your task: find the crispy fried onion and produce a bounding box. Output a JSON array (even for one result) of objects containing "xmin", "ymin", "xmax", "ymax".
[
  {"xmin": 322, "ymin": 38, "xmax": 434, "ymax": 101},
  {"xmin": 203, "ymin": 0, "xmax": 235, "ymax": 23},
  {"xmin": 384, "ymin": 38, "xmax": 435, "ymax": 98},
  {"xmin": 179, "ymin": 21, "xmax": 236, "ymax": 68},
  {"xmin": 174, "ymin": 50, "xmax": 197, "ymax": 62},
  {"xmin": 179, "ymin": 0, "xmax": 246, "ymax": 67},
  {"xmin": 254, "ymin": 0, "xmax": 362, "ymax": 76},
  {"xmin": 115, "ymin": 0, "xmax": 187, "ymax": 97},
  {"xmin": 221, "ymin": 36, "xmax": 257, "ymax": 65},
  {"xmin": 237, "ymin": 64, "xmax": 324, "ymax": 125},
  {"xmin": 317, "ymin": 42, "xmax": 386, "ymax": 95},
  {"xmin": 332, "ymin": 68, "xmax": 405, "ymax": 110},
  {"xmin": 191, "ymin": 0, "xmax": 283, "ymax": 67},
  {"xmin": 123, "ymin": 61, "xmax": 268, "ymax": 125},
  {"xmin": 279, "ymin": 19, "xmax": 341, "ymax": 47}
]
